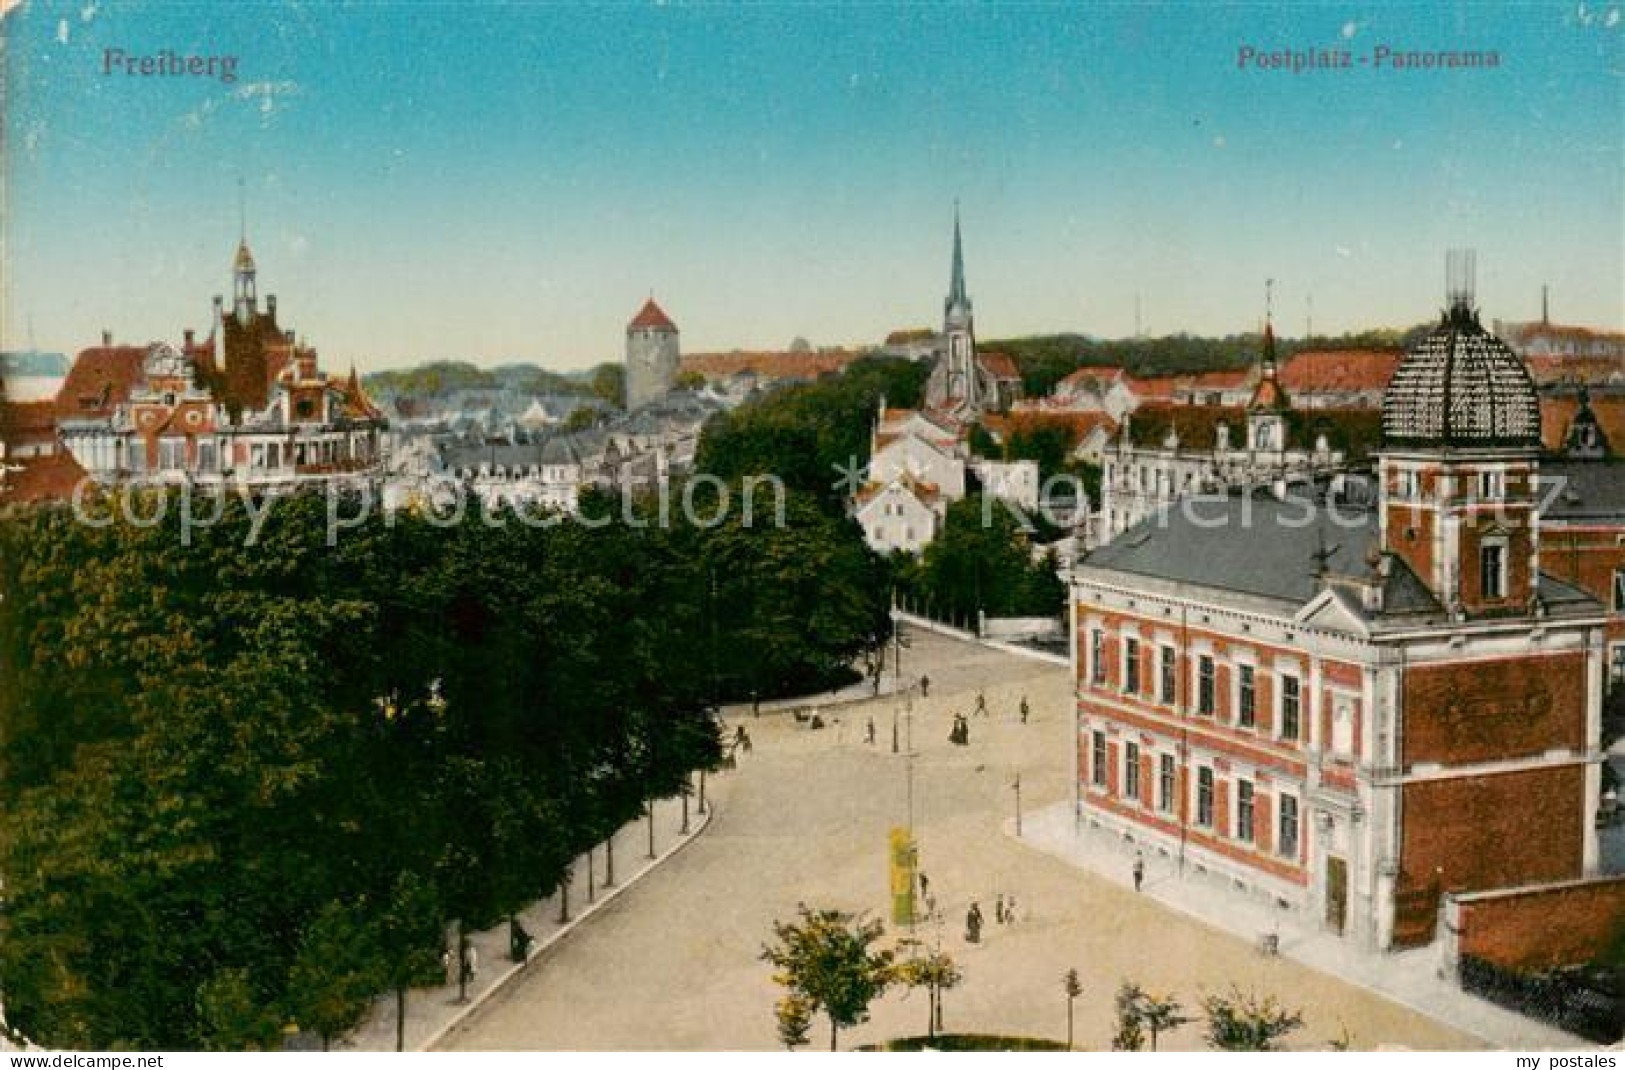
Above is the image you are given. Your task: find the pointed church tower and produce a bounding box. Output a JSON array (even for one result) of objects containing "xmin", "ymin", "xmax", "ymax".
[
  {"xmin": 939, "ymin": 203, "xmax": 978, "ymax": 411},
  {"xmin": 1247, "ymin": 280, "xmax": 1290, "ymax": 452}
]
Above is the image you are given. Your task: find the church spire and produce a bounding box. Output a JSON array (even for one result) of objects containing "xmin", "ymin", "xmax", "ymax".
[
  {"xmin": 1248, "ymin": 278, "xmax": 1288, "ymax": 412},
  {"xmin": 945, "ymin": 201, "xmax": 970, "ymax": 319}
]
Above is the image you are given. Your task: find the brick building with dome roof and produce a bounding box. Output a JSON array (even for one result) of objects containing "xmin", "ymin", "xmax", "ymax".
[{"xmin": 1070, "ymin": 254, "xmax": 1623, "ymax": 970}]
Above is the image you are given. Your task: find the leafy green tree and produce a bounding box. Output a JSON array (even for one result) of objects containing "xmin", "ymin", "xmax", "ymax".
[
  {"xmin": 286, "ymin": 900, "xmax": 385, "ymax": 1050},
  {"xmin": 590, "ymin": 363, "xmax": 626, "ymax": 408},
  {"xmin": 195, "ymin": 968, "xmax": 282, "ymax": 1052},
  {"xmin": 917, "ymin": 495, "xmax": 1064, "ymax": 623},
  {"xmin": 775, "ymin": 994, "xmax": 814, "ymax": 1050},
  {"xmin": 1112, "ymin": 982, "xmax": 1148, "ymax": 1051},
  {"xmin": 761, "ymin": 906, "xmax": 895, "ymax": 1051},
  {"xmin": 1063, "ymin": 968, "xmax": 1083, "ymax": 1050},
  {"xmin": 896, "ymin": 947, "xmax": 961, "ymax": 1037},
  {"xmin": 1201, "ymin": 987, "xmax": 1304, "ymax": 1051}
]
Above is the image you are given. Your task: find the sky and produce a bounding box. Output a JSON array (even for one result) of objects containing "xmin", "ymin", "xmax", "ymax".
[{"xmin": 2, "ymin": 1, "xmax": 1622, "ymax": 372}]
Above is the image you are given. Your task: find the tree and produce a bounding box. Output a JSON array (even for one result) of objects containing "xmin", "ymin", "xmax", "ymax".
[
  {"xmin": 564, "ymin": 405, "xmax": 600, "ymax": 431},
  {"xmin": 286, "ymin": 900, "xmax": 385, "ymax": 1050},
  {"xmin": 590, "ymin": 363, "xmax": 625, "ymax": 408},
  {"xmin": 195, "ymin": 968, "xmax": 282, "ymax": 1052},
  {"xmin": 1201, "ymin": 987, "xmax": 1304, "ymax": 1051},
  {"xmin": 896, "ymin": 946, "xmax": 962, "ymax": 1037},
  {"xmin": 775, "ymin": 994, "xmax": 814, "ymax": 1050},
  {"xmin": 1136, "ymin": 990, "xmax": 1190, "ymax": 1051},
  {"xmin": 761, "ymin": 906, "xmax": 895, "ymax": 1051},
  {"xmin": 674, "ymin": 369, "xmax": 707, "ymax": 390},
  {"xmin": 1063, "ymin": 969, "xmax": 1082, "ymax": 1050},
  {"xmin": 1112, "ymin": 982, "xmax": 1148, "ymax": 1051}
]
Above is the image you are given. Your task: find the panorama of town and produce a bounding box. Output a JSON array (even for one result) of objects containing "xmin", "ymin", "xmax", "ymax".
[{"xmin": 1, "ymin": 2, "xmax": 1622, "ymax": 1060}]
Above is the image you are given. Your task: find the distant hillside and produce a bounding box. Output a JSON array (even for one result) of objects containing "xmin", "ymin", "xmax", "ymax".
[
  {"xmin": 982, "ymin": 327, "xmax": 1429, "ymax": 398},
  {"xmin": 364, "ymin": 360, "xmax": 595, "ymax": 399}
]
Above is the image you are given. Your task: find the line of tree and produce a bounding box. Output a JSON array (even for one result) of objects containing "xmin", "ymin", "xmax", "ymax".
[
  {"xmin": 984, "ymin": 327, "xmax": 1427, "ymax": 399},
  {"xmin": 0, "ymin": 481, "xmax": 891, "ymax": 1049}
]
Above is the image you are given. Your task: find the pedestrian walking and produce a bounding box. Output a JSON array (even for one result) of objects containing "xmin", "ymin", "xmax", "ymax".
[
  {"xmin": 919, "ymin": 871, "xmax": 930, "ymax": 899},
  {"xmin": 974, "ymin": 690, "xmax": 987, "ymax": 717},
  {"xmin": 866, "ymin": 717, "xmax": 876, "ymax": 745},
  {"xmin": 1132, "ymin": 852, "xmax": 1145, "ymax": 893},
  {"xmin": 966, "ymin": 902, "xmax": 983, "ymax": 944},
  {"xmin": 920, "ymin": 674, "xmax": 931, "ymax": 698},
  {"xmin": 995, "ymin": 893, "xmax": 1006, "ymax": 924},
  {"xmin": 461, "ymin": 942, "xmax": 478, "ymax": 984},
  {"xmin": 441, "ymin": 947, "xmax": 454, "ymax": 986},
  {"xmin": 1006, "ymin": 894, "xmax": 1018, "ymax": 923},
  {"xmin": 1019, "ymin": 696, "xmax": 1030, "ymax": 724}
]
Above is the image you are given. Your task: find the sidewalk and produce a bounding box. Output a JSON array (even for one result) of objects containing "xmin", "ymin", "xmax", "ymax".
[
  {"xmin": 1013, "ymin": 802, "xmax": 1590, "ymax": 1051},
  {"xmin": 337, "ymin": 789, "xmax": 719, "ymax": 1052}
]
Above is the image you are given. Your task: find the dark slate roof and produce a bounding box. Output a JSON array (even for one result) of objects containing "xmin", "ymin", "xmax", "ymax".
[
  {"xmin": 1080, "ymin": 491, "xmax": 1394, "ymax": 607},
  {"xmin": 1382, "ymin": 304, "xmax": 1542, "ymax": 448},
  {"xmin": 1538, "ymin": 460, "xmax": 1625, "ymax": 524}
]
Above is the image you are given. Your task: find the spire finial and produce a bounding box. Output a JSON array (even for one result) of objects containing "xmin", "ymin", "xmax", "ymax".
[
  {"xmin": 946, "ymin": 202, "xmax": 969, "ymax": 317},
  {"xmin": 1262, "ymin": 278, "xmax": 1277, "ymax": 370},
  {"xmin": 238, "ymin": 177, "xmax": 246, "ymax": 241}
]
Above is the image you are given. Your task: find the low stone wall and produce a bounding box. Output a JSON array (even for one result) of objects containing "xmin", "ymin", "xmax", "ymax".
[
  {"xmin": 980, "ymin": 615, "xmax": 1064, "ymax": 641},
  {"xmin": 1440, "ymin": 875, "xmax": 1625, "ymax": 973}
]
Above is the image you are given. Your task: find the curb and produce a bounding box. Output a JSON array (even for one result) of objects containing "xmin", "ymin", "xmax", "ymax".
[{"xmin": 418, "ymin": 799, "xmax": 719, "ymax": 1051}]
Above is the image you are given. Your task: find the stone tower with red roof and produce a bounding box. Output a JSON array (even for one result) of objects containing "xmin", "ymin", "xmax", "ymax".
[{"xmin": 625, "ymin": 296, "xmax": 680, "ymax": 411}]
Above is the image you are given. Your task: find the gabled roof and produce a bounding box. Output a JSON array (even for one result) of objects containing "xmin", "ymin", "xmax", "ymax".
[
  {"xmin": 628, "ymin": 298, "xmax": 677, "ymax": 332},
  {"xmin": 1279, "ymin": 349, "xmax": 1402, "ymax": 395},
  {"xmin": 978, "ymin": 351, "xmax": 1021, "ymax": 380},
  {"xmin": 57, "ymin": 346, "xmax": 148, "ymax": 418},
  {"xmin": 1055, "ymin": 365, "xmax": 1125, "ymax": 393}
]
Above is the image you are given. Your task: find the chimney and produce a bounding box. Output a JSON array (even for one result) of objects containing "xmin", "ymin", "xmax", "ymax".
[
  {"xmin": 101, "ymin": 329, "xmax": 111, "ymax": 345},
  {"xmin": 1541, "ymin": 284, "xmax": 1549, "ymax": 326},
  {"xmin": 184, "ymin": 329, "xmax": 195, "ymax": 346},
  {"xmin": 267, "ymin": 294, "xmax": 277, "ymax": 318}
]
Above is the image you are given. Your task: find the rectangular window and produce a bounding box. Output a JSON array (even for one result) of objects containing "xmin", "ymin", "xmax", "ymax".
[
  {"xmin": 1280, "ymin": 675, "xmax": 1301, "ymax": 741},
  {"xmin": 1159, "ymin": 646, "xmax": 1177, "ymax": 705},
  {"xmin": 1237, "ymin": 780, "xmax": 1255, "ymax": 843},
  {"xmin": 1124, "ymin": 742, "xmax": 1140, "ymax": 801},
  {"xmin": 1610, "ymin": 645, "xmax": 1625, "ymax": 690},
  {"xmin": 1196, "ymin": 767, "xmax": 1214, "ymax": 827},
  {"xmin": 1613, "ymin": 569, "xmax": 1624, "ymax": 612},
  {"xmin": 1124, "ymin": 637, "xmax": 1141, "ymax": 695},
  {"xmin": 1238, "ymin": 665, "xmax": 1256, "ymax": 728},
  {"xmin": 1197, "ymin": 656, "xmax": 1215, "ymax": 715},
  {"xmin": 158, "ymin": 437, "xmax": 186, "ymax": 471},
  {"xmin": 1480, "ymin": 544, "xmax": 1506, "ymax": 600},
  {"xmin": 1091, "ymin": 731, "xmax": 1107, "ymax": 788},
  {"xmin": 1090, "ymin": 629, "xmax": 1106, "ymax": 686},
  {"xmin": 1278, "ymin": 794, "xmax": 1299, "ymax": 859},
  {"xmin": 1158, "ymin": 754, "xmax": 1175, "ymax": 813},
  {"xmin": 1478, "ymin": 470, "xmax": 1503, "ymax": 500}
]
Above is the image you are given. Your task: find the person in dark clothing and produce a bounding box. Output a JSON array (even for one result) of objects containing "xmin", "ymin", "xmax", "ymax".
[
  {"xmin": 920, "ymin": 675, "xmax": 931, "ymax": 698},
  {"xmin": 1132, "ymin": 852, "xmax": 1145, "ymax": 893}
]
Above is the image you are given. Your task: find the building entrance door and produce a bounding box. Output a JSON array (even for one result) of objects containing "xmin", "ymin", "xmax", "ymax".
[{"xmin": 1326, "ymin": 856, "xmax": 1348, "ymax": 935}]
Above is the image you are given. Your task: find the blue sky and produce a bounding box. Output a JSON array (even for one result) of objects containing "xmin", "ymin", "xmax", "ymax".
[{"xmin": 3, "ymin": 1, "xmax": 1621, "ymax": 371}]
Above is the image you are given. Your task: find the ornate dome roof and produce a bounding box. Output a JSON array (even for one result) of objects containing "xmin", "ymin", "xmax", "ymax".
[
  {"xmin": 1381, "ymin": 303, "xmax": 1541, "ymax": 449},
  {"xmin": 233, "ymin": 238, "xmax": 256, "ymax": 273}
]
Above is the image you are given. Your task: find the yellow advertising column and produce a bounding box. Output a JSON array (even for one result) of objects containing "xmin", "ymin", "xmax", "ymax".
[{"xmin": 889, "ymin": 826, "xmax": 917, "ymax": 926}]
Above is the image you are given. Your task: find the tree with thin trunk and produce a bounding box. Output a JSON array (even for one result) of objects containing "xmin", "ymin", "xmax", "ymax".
[
  {"xmin": 1063, "ymin": 969, "xmax": 1082, "ymax": 1051},
  {"xmin": 1137, "ymin": 990, "xmax": 1190, "ymax": 1052},
  {"xmin": 761, "ymin": 906, "xmax": 894, "ymax": 1052},
  {"xmin": 896, "ymin": 946, "xmax": 962, "ymax": 1038}
]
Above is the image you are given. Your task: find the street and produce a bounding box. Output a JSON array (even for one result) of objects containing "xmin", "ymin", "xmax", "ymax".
[{"xmin": 442, "ymin": 626, "xmax": 1478, "ymax": 1051}]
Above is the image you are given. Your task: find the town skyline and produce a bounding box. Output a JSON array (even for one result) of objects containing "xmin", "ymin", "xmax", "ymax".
[{"xmin": 3, "ymin": 2, "xmax": 1622, "ymax": 370}]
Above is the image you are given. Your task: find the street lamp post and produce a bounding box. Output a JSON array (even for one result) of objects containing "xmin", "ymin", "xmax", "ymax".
[{"xmin": 646, "ymin": 799, "xmax": 657, "ymax": 860}]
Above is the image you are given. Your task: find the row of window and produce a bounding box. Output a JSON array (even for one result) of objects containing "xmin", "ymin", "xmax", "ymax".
[
  {"xmin": 1088, "ymin": 731, "xmax": 1300, "ymax": 860},
  {"xmin": 1391, "ymin": 469, "xmax": 1508, "ymax": 500},
  {"xmin": 1087, "ymin": 630, "xmax": 1303, "ymax": 742}
]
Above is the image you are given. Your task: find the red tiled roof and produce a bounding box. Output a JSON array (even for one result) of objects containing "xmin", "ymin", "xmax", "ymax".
[
  {"xmin": 0, "ymin": 400, "xmax": 58, "ymax": 443},
  {"xmin": 1055, "ymin": 366, "xmax": 1124, "ymax": 392},
  {"xmin": 57, "ymin": 346, "xmax": 147, "ymax": 419},
  {"xmin": 1526, "ymin": 354, "xmax": 1624, "ymax": 385},
  {"xmin": 986, "ymin": 410, "xmax": 1117, "ymax": 445},
  {"xmin": 1126, "ymin": 404, "xmax": 1247, "ymax": 449},
  {"xmin": 977, "ymin": 351, "xmax": 1021, "ymax": 380},
  {"xmin": 628, "ymin": 298, "xmax": 677, "ymax": 332},
  {"xmin": 0, "ymin": 451, "xmax": 88, "ymax": 506},
  {"xmin": 682, "ymin": 350, "xmax": 857, "ymax": 380},
  {"xmin": 1279, "ymin": 349, "xmax": 1402, "ymax": 394}
]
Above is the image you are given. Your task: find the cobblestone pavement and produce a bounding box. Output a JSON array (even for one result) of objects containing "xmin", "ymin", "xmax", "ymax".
[{"xmin": 442, "ymin": 626, "xmax": 1480, "ymax": 1051}]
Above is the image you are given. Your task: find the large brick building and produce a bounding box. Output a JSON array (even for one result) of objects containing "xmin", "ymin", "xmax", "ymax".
[{"xmin": 1071, "ymin": 269, "xmax": 1613, "ymax": 953}]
